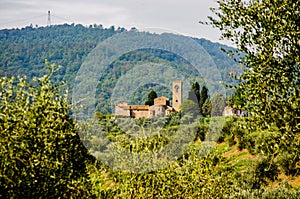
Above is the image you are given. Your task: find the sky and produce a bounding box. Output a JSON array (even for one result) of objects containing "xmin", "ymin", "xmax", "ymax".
[{"xmin": 0, "ymin": 0, "xmax": 228, "ymax": 44}]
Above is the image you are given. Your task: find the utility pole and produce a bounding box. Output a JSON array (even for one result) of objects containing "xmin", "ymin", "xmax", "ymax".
[{"xmin": 47, "ymin": 10, "xmax": 51, "ymax": 26}]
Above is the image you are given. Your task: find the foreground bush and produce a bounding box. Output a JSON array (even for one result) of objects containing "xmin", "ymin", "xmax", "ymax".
[{"xmin": 0, "ymin": 63, "xmax": 94, "ymax": 198}]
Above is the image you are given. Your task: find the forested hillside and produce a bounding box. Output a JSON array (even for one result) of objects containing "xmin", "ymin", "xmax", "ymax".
[
  {"xmin": 0, "ymin": 24, "xmax": 239, "ymax": 89},
  {"xmin": 0, "ymin": 24, "xmax": 123, "ymax": 85}
]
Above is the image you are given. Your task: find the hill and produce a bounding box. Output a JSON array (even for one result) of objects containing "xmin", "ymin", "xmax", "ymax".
[
  {"xmin": 0, "ymin": 24, "xmax": 122, "ymax": 84},
  {"xmin": 0, "ymin": 24, "xmax": 240, "ymax": 113}
]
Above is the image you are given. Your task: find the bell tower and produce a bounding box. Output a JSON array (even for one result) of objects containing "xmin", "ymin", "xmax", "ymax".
[{"xmin": 172, "ymin": 80, "xmax": 182, "ymax": 111}]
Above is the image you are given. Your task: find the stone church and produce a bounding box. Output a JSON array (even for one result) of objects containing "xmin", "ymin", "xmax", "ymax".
[{"xmin": 115, "ymin": 80, "xmax": 182, "ymax": 119}]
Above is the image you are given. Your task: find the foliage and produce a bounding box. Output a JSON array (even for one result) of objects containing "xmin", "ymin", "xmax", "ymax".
[
  {"xmin": 180, "ymin": 99, "xmax": 200, "ymax": 119},
  {"xmin": 232, "ymin": 87, "xmax": 244, "ymax": 107},
  {"xmin": 145, "ymin": 90, "xmax": 158, "ymax": 105},
  {"xmin": 0, "ymin": 24, "xmax": 122, "ymax": 89},
  {"xmin": 199, "ymin": 85, "xmax": 209, "ymax": 115},
  {"xmin": 217, "ymin": 116, "xmax": 238, "ymax": 144},
  {"xmin": 91, "ymin": 143, "xmax": 240, "ymax": 198},
  {"xmin": 80, "ymin": 110, "xmax": 299, "ymax": 197},
  {"xmin": 202, "ymin": 98, "xmax": 212, "ymax": 117},
  {"xmin": 188, "ymin": 82, "xmax": 210, "ymax": 117},
  {"xmin": 164, "ymin": 111, "xmax": 181, "ymax": 127},
  {"xmin": 88, "ymin": 130, "xmax": 300, "ymax": 198},
  {"xmin": 0, "ymin": 62, "xmax": 94, "ymax": 198},
  {"xmin": 195, "ymin": 123, "xmax": 209, "ymax": 141},
  {"xmin": 188, "ymin": 81, "xmax": 200, "ymax": 104},
  {"xmin": 208, "ymin": 0, "xmax": 300, "ymax": 176},
  {"xmin": 0, "ymin": 24, "xmax": 241, "ymax": 114},
  {"xmin": 210, "ymin": 93, "xmax": 226, "ymax": 116}
]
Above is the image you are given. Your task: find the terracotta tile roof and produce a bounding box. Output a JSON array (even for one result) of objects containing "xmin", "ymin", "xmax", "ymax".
[{"xmin": 118, "ymin": 105, "xmax": 150, "ymax": 110}]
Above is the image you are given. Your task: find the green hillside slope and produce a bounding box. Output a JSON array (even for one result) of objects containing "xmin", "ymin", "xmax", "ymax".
[{"xmin": 0, "ymin": 24, "xmax": 240, "ymax": 113}]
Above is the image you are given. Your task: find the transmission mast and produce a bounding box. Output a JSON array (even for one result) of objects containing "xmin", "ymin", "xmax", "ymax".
[{"xmin": 47, "ymin": 10, "xmax": 51, "ymax": 26}]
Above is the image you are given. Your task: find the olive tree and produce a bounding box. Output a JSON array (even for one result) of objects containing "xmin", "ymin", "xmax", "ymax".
[
  {"xmin": 207, "ymin": 0, "xmax": 299, "ymax": 174},
  {"xmin": 0, "ymin": 62, "xmax": 94, "ymax": 198}
]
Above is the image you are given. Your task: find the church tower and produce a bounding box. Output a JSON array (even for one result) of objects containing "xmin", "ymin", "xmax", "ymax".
[{"xmin": 172, "ymin": 80, "xmax": 182, "ymax": 111}]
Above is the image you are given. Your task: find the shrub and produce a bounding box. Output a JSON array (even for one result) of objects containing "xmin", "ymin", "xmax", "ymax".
[
  {"xmin": 218, "ymin": 116, "xmax": 238, "ymax": 143},
  {"xmin": 224, "ymin": 135, "xmax": 236, "ymax": 146},
  {"xmin": 276, "ymin": 149, "xmax": 300, "ymax": 176},
  {"xmin": 229, "ymin": 118, "xmax": 251, "ymax": 151},
  {"xmin": 230, "ymin": 182, "xmax": 300, "ymax": 199},
  {"xmin": 195, "ymin": 123, "xmax": 208, "ymax": 141}
]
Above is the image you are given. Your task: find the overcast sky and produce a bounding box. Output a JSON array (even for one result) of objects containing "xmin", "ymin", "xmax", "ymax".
[{"xmin": 0, "ymin": 0, "xmax": 229, "ymax": 43}]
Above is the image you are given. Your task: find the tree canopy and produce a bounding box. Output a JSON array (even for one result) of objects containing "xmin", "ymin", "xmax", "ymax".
[
  {"xmin": 0, "ymin": 62, "xmax": 93, "ymax": 197},
  {"xmin": 145, "ymin": 90, "xmax": 158, "ymax": 106},
  {"xmin": 188, "ymin": 82, "xmax": 200, "ymax": 104},
  {"xmin": 208, "ymin": 0, "xmax": 300, "ymax": 175},
  {"xmin": 209, "ymin": 0, "xmax": 299, "ymax": 130},
  {"xmin": 199, "ymin": 85, "xmax": 209, "ymax": 115}
]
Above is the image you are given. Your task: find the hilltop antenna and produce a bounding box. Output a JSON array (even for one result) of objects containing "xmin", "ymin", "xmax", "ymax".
[{"xmin": 47, "ymin": 10, "xmax": 51, "ymax": 26}]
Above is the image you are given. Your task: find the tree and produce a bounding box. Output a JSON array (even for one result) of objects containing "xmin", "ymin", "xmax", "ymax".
[
  {"xmin": 208, "ymin": 0, "xmax": 300, "ymax": 174},
  {"xmin": 188, "ymin": 82, "xmax": 200, "ymax": 104},
  {"xmin": 0, "ymin": 62, "xmax": 94, "ymax": 198},
  {"xmin": 202, "ymin": 99, "xmax": 212, "ymax": 117},
  {"xmin": 188, "ymin": 83, "xmax": 209, "ymax": 116},
  {"xmin": 145, "ymin": 90, "xmax": 158, "ymax": 106},
  {"xmin": 210, "ymin": 94, "xmax": 226, "ymax": 117},
  {"xmin": 226, "ymin": 88, "xmax": 244, "ymax": 108},
  {"xmin": 180, "ymin": 99, "xmax": 199, "ymax": 119},
  {"xmin": 199, "ymin": 85, "xmax": 209, "ymax": 115}
]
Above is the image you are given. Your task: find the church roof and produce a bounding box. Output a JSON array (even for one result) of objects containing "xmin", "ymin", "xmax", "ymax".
[
  {"xmin": 117, "ymin": 105, "xmax": 150, "ymax": 111},
  {"xmin": 155, "ymin": 96, "xmax": 170, "ymax": 101}
]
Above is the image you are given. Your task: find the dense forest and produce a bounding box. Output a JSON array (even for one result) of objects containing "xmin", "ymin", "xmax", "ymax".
[
  {"xmin": 0, "ymin": 24, "xmax": 238, "ymax": 82},
  {"xmin": 0, "ymin": 24, "xmax": 122, "ymax": 85}
]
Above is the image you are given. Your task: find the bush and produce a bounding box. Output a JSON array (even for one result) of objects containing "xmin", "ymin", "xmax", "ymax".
[
  {"xmin": 229, "ymin": 118, "xmax": 251, "ymax": 151},
  {"xmin": 224, "ymin": 135, "xmax": 236, "ymax": 146},
  {"xmin": 195, "ymin": 123, "xmax": 208, "ymax": 141},
  {"xmin": 218, "ymin": 116, "xmax": 238, "ymax": 143},
  {"xmin": 0, "ymin": 63, "xmax": 93, "ymax": 198},
  {"xmin": 230, "ymin": 182, "xmax": 300, "ymax": 199},
  {"xmin": 276, "ymin": 149, "xmax": 300, "ymax": 176}
]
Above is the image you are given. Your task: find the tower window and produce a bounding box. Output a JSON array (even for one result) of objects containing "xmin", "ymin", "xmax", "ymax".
[{"xmin": 175, "ymin": 85, "xmax": 179, "ymax": 92}]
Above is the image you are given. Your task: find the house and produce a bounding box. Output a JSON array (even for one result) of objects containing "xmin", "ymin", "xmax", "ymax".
[
  {"xmin": 115, "ymin": 80, "xmax": 182, "ymax": 119},
  {"xmin": 222, "ymin": 106, "xmax": 245, "ymax": 117}
]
